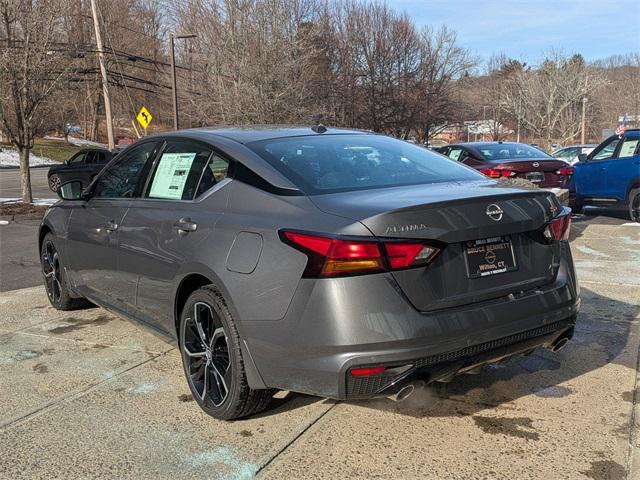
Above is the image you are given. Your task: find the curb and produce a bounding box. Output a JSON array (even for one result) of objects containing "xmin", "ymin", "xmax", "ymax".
[
  {"xmin": 0, "ymin": 212, "xmax": 46, "ymax": 223},
  {"xmin": 0, "ymin": 165, "xmax": 56, "ymax": 170}
]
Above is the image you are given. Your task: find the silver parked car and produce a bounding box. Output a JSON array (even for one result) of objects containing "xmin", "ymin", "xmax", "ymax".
[
  {"xmin": 552, "ymin": 144, "xmax": 597, "ymax": 165},
  {"xmin": 40, "ymin": 127, "xmax": 579, "ymax": 420}
]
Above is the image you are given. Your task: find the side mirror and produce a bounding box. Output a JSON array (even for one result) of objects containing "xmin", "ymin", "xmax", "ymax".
[
  {"xmin": 577, "ymin": 153, "xmax": 588, "ymax": 163},
  {"xmin": 57, "ymin": 180, "xmax": 85, "ymax": 200}
]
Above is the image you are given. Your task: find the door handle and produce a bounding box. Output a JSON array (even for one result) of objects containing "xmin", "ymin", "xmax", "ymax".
[
  {"xmin": 600, "ymin": 167, "xmax": 606, "ymax": 171},
  {"xmin": 105, "ymin": 221, "xmax": 119, "ymax": 232},
  {"xmin": 174, "ymin": 217, "xmax": 197, "ymax": 235}
]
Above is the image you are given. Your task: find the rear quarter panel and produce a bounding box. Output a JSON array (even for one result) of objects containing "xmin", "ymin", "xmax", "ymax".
[{"xmin": 201, "ymin": 180, "xmax": 372, "ymax": 323}]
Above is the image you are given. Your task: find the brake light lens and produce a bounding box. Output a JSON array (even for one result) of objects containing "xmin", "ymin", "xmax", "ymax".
[
  {"xmin": 545, "ymin": 214, "xmax": 571, "ymax": 241},
  {"xmin": 555, "ymin": 166, "xmax": 574, "ymax": 176},
  {"xmin": 281, "ymin": 231, "xmax": 441, "ymax": 277},
  {"xmin": 479, "ymin": 168, "xmax": 516, "ymax": 178}
]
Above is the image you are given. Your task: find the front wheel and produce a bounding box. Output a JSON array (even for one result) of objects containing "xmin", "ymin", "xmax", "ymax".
[
  {"xmin": 48, "ymin": 174, "xmax": 61, "ymax": 192},
  {"xmin": 629, "ymin": 188, "xmax": 640, "ymax": 223},
  {"xmin": 40, "ymin": 233, "xmax": 90, "ymax": 310},
  {"xmin": 179, "ymin": 286, "xmax": 274, "ymax": 420}
]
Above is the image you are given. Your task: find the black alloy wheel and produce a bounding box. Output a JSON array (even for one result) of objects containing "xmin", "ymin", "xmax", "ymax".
[{"xmin": 179, "ymin": 286, "xmax": 274, "ymax": 420}]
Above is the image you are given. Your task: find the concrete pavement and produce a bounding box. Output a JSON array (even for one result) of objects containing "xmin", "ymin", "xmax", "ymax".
[{"xmin": 0, "ymin": 216, "xmax": 638, "ymax": 479}]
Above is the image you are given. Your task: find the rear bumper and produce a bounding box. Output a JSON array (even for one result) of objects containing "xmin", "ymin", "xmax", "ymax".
[
  {"xmin": 242, "ymin": 242, "xmax": 580, "ymax": 399},
  {"xmin": 347, "ymin": 319, "xmax": 575, "ymax": 399}
]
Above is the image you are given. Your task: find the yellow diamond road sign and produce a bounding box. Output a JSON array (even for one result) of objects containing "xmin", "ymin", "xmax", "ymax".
[{"xmin": 136, "ymin": 106, "xmax": 152, "ymax": 129}]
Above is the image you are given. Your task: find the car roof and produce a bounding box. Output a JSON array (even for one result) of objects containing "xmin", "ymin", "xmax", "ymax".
[
  {"xmin": 150, "ymin": 126, "xmax": 372, "ymax": 144},
  {"xmin": 554, "ymin": 144, "xmax": 597, "ymax": 149},
  {"xmin": 452, "ymin": 142, "xmax": 531, "ymax": 148},
  {"xmin": 78, "ymin": 147, "xmax": 112, "ymax": 153}
]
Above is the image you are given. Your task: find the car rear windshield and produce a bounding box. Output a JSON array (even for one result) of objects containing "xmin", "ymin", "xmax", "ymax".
[
  {"xmin": 247, "ymin": 134, "xmax": 483, "ymax": 194},
  {"xmin": 477, "ymin": 144, "xmax": 552, "ymax": 161}
]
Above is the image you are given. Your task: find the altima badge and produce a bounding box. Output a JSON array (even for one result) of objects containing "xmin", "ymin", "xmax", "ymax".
[
  {"xmin": 385, "ymin": 224, "xmax": 428, "ymax": 234},
  {"xmin": 532, "ymin": 162, "xmax": 540, "ymax": 167},
  {"xmin": 486, "ymin": 204, "xmax": 504, "ymax": 221}
]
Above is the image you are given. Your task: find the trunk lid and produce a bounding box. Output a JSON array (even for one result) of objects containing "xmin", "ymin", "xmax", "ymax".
[
  {"xmin": 310, "ymin": 180, "xmax": 564, "ymax": 311},
  {"xmin": 495, "ymin": 158, "xmax": 569, "ymax": 173},
  {"xmin": 495, "ymin": 159, "xmax": 570, "ymax": 188}
]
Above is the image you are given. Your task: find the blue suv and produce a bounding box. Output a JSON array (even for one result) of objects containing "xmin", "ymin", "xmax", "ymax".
[{"xmin": 572, "ymin": 129, "xmax": 640, "ymax": 222}]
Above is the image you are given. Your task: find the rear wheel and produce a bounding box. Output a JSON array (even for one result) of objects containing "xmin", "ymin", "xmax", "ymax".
[
  {"xmin": 179, "ymin": 285, "xmax": 274, "ymax": 420},
  {"xmin": 629, "ymin": 188, "xmax": 640, "ymax": 223},
  {"xmin": 40, "ymin": 233, "xmax": 90, "ymax": 310}
]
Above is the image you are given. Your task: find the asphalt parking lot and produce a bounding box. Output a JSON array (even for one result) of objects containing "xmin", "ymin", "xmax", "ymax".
[
  {"xmin": 0, "ymin": 214, "xmax": 639, "ymax": 479},
  {"xmin": 0, "ymin": 168, "xmax": 53, "ymax": 200}
]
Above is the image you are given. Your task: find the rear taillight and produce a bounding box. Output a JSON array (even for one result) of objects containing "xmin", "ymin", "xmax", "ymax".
[
  {"xmin": 544, "ymin": 214, "xmax": 571, "ymax": 241},
  {"xmin": 384, "ymin": 243, "xmax": 440, "ymax": 269},
  {"xmin": 479, "ymin": 168, "xmax": 516, "ymax": 178},
  {"xmin": 555, "ymin": 166, "xmax": 574, "ymax": 176},
  {"xmin": 281, "ymin": 231, "xmax": 441, "ymax": 277}
]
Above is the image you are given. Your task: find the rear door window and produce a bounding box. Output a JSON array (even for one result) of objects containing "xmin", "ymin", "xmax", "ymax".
[
  {"xmin": 85, "ymin": 152, "xmax": 98, "ymax": 164},
  {"xmin": 617, "ymin": 138, "xmax": 639, "ymax": 159},
  {"xmin": 145, "ymin": 140, "xmax": 229, "ymax": 201}
]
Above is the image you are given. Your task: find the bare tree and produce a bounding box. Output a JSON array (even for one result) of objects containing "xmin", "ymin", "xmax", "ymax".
[
  {"xmin": 502, "ymin": 52, "xmax": 608, "ymax": 149},
  {"xmin": 0, "ymin": 0, "xmax": 74, "ymax": 202},
  {"xmin": 592, "ymin": 53, "xmax": 640, "ymax": 134}
]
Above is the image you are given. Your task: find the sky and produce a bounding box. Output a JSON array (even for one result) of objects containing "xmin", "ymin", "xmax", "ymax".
[{"xmin": 389, "ymin": 0, "xmax": 640, "ymax": 64}]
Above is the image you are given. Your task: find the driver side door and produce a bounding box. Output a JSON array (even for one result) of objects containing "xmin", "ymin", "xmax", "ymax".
[
  {"xmin": 575, "ymin": 136, "xmax": 620, "ymax": 200},
  {"xmin": 66, "ymin": 141, "xmax": 160, "ymax": 310}
]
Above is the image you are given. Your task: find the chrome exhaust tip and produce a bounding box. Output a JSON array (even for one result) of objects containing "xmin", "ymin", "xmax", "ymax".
[
  {"xmin": 387, "ymin": 381, "xmax": 424, "ymax": 402},
  {"xmin": 387, "ymin": 384, "xmax": 415, "ymax": 402},
  {"xmin": 550, "ymin": 336, "xmax": 569, "ymax": 352}
]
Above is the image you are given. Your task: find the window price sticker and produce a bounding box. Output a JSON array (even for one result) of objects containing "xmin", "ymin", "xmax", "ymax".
[{"xmin": 149, "ymin": 152, "xmax": 196, "ymax": 199}]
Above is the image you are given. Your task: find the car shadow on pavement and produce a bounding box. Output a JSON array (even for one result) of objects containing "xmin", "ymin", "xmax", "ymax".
[
  {"xmin": 251, "ymin": 392, "xmax": 337, "ymax": 420},
  {"xmin": 348, "ymin": 286, "xmax": 639, "ymax": 419}
]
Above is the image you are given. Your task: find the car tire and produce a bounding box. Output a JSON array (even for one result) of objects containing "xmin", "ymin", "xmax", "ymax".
[
  {"xmin": 629, "ymin": 188, "xmax": 640, "ymax": 223},
  {"xmin": 179, "ymin": 285, "xmax": 274, "ymax": 420},
  {"xmin": 571, "ymin": 196, "xmax": 584, "ymax": 215},
  {"xmin": 48, "ymin": 174, "xmax": 61, "ymax": 192},
  {"xmin": 40, "ymin": 233, "xmax": 91, "ymax": 310}
]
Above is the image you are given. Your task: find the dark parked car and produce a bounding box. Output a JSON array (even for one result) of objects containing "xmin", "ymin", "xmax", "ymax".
[
  {"xmin": 41, "ymin": 127, "xmax": 579, "ymax": 420},
  {"xmin": 47, "ymin": 148, "xmax": 113, "ymax": 192},
  {"xmin": 439, "ymin": 142, "xmax": 574, "ymax": 188},
  {"xmin": 571, "ymin": 129, "xmax": 640, "ymax": 221}
]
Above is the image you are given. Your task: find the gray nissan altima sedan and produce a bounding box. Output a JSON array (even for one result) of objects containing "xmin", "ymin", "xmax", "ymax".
[{"xmin": 40, "ymin": 126, "xmax": 579, "ymax": 420}]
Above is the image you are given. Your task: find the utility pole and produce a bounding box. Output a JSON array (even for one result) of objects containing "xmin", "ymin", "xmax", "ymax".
[
  {"xmin": 90, "ymin": 0, "xmax": 115, "ymax": 150},
  {"xmin": 580, "ymin": 96, "xmax": 588, "ymax": 144},
  {"xmin": 516, "ymin": 96, "xmax": 521, "ymax": 142},
  {"xmin": 170, "ymin": 33, "xmax": 197, "ymax": 131},
  {"xmin": 170, "ymin": 34, "xmax": 178, "ymax": 131}
]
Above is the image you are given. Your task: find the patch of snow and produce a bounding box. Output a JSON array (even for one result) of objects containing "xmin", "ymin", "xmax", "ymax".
[
  {"xmin": 575, "ymin": 245, "xmax": 610, "ymax": 257},
  {"xmin": 0, "ymin": 198, "xmax": 58, "ymax": 205},
  {"xmin": 43, "ymin": 135, "xmax": 107, "ymax": 148},
  {"xmin": 128, "ymin": 382, "xmax": 157, "ymax": 395},
  {"xmin": 0, "ymin": 148, "xmax": 56, "ymax": 167}
]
